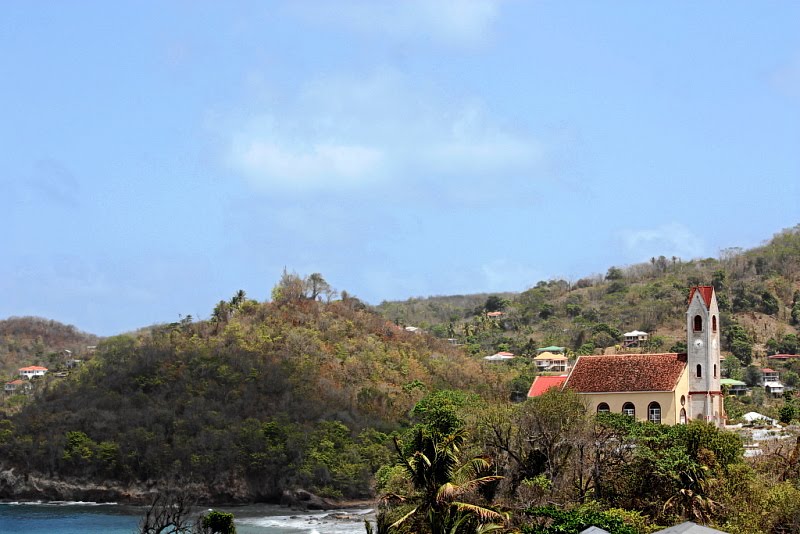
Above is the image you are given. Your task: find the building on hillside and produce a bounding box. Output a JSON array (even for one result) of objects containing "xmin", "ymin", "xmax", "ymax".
[
  {"xmin": 623, "ymin": 330, "xmax": 649, "ymax": 347},
  {"xmin": 533, "ymin": 351, "xmax": 569, "ymax": 372},
  {"xmin": 560, "ymin": 286, "xmax": 725, "ymax": 427},
  {"xmin": 767, "ymin": 354, "xmax": 800, "ymax": 362},
  {"xmin": 484, "ymin": 351, "xmax": 515, "ymax": 361},
  {"xmin": 18, "ymin": 366, "xmax": 48, "ymax": 379},
  {"xmin": 527, "ymin": 375, "xmax": 568, "ymax": 398},
  {"xmin": 4, "ymin": 379, "xmax": 32, "ymax": 395},
  {"xmin": 720, "ymin": 378, "xmax": 748, "ymax": 396},
  {"xmin": 537, "ymin": 345, "xmax": 565, "ymax": 354}
]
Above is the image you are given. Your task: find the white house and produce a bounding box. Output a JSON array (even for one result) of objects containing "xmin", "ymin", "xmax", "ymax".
[
  {"xmin": 18, "ymin": 366, "xmax": 48, "ymax": 379},
  {"xmin": 623, "ymin": 330, "xmax": 649, "ymax": 347}
]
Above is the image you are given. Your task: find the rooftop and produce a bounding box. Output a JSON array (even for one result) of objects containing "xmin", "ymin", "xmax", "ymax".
[
  {"xmin": 565, "ymin": 353, "xmax": 687, "ymax": 393},
  {"xmin": 527, "ymin": 375, "xmax": 568, "ymax": 397}
]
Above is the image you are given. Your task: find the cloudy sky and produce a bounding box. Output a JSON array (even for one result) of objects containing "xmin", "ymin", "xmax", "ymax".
[{"xmin": 1, "ymin": 1, "xmax": 798, "ymax": 335}]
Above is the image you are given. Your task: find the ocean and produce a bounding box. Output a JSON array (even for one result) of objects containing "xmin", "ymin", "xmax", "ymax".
[{"xmin": 0, "ymin": 502, "xmax": 372, "ymax": 534}]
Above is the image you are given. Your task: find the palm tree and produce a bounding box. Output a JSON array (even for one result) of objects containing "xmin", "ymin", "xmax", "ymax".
[{"xmin": 379, "ymin": 428, "xmax": 507, "ymax": 534}]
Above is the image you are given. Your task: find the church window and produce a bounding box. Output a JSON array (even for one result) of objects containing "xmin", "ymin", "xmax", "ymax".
[
  {"xmin": 597, "ymin": 403, "xmax": 610, "ymax": 414},
  {"xmin": 679, "ymin": 408, "xmax": 687, "ymax": 424},
  {"xmin": 696, "ymin": 364, "xmax": 702, "ymax": 378},
  {"xmin": 693, "ymin": 315, "xmax": 703, "ymax": 332},
  {"xmin": 714, "ymin": 364, "xmax": 717, "ymax": 378},
  {"xmin": 680, "ymin": 395, "xmax": 686, "ymax": 406},
  {"xmin": 622, "ymin": 402, "xmax": 635, "ymax": 418},
  {"xmin": 648, "ymin": 402, "xmax": 661, "ymax": 424},
  {"xmin": 712, "ymin": 315, "xmax": 717, "ymax": 332}
]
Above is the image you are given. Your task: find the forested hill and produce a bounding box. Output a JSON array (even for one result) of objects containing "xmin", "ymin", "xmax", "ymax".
[
  {"xmin": 376, "ymin": 224, "xmax": 800, "ymax": 361},
  {"xmin": 0, "ymin": 279, "xmax": 510, "ymax": 502},
  {"xmin": 0, "ymin": 317, "xmax": 98, "ymax": 376}
]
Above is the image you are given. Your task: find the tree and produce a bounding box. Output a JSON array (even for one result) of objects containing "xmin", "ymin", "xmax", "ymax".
[
  {"xmin": 305, "ymin": 273, "xmax": 335, "ymax": 302},
  {"xmin": 138, "ymin": 485, "xmax": 197, "ymax": 534},
  {"xmin": 483, "ymin": 296, "xmax": 508, "ymax": 313},
  {"xmin": 382, "ymin": 427, "xmax": 506, "ymax": 534},
  {"xmin": 743, "ymin": 365, "xmax": 763, "ymax": 388}
]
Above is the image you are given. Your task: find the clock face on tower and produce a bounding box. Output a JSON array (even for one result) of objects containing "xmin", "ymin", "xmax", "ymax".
[{"xmin": 694, "ymin": 339, "xmax": 703, "ymax": 349}]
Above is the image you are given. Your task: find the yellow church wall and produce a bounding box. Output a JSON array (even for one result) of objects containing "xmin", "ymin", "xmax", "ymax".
[{"xmin": 577, "ymin": 370, "xmax": 689, "ymax": 424}]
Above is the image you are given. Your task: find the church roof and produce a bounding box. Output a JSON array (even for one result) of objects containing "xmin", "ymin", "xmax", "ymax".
[
  {"xmin": 565, "ymin": 353, "xmax": 687, "ymax": 393},
  {"xmin": 688, "ymin": 286, "xmax": 714, "ymax": 308}
]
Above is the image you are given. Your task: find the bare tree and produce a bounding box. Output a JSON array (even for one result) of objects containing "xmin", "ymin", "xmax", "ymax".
[{"xmin": 139, "ymin": 485, "xmax": 197, "ymax": 534}]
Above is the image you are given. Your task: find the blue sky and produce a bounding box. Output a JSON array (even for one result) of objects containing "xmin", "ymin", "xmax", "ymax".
[{"xmin": 1, "ymin": 1, "xmax": 798, "ymax": 336}]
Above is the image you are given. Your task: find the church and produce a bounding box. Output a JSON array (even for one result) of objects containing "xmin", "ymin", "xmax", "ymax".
[{"xmin": 559, "ymin": 285, "xmax": 724, "ymax": 427}]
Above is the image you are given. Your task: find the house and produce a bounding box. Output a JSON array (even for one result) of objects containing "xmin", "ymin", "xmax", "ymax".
[
  {"xmin": 654, "ymin": 521, "xmax": 729, "ymax": 533},
  {"xmin": 533, "ymin": 351, "xmax": 569, "ymax": 372},
  {"xmin": 4, "ymin": 379, "xmax": 32, "ymax": 395},
  {"xmin": 486, "ymin": 311, "xmax": 504, "ymax": 318},
  {"xmin": 623, "ymin": 330, "xmax": 649, "ymax": 347},
  {"xmin": 537, "ymin": 345, "xmax": 565, "ymax": 354},
  {"xmin": 527, "ymin": 375, "xmax": 568, "ymax": 398},
  {"xmin": 762, "ymin": 368, "xmax": 780, "ymax": 383},
  {"xmin": 484, "ymin": 351, "xmax": 515, "ymax": 361},
  {"xmin": 18, "ymin": 366, "xmax": 48, "ymax": 379},
  {"xmin": 720, "ymin": 378, "xmax": 748, "ymax": 396},
  {"xmin": 561, "ymin": 286, "xmax": 724, "ymax": 427},
  {"xmin": 768, "ymin": 353, "xmax": 800, "ymax": 362}
]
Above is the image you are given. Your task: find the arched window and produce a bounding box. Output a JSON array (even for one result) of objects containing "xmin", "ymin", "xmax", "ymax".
[
  {"xmin": 680, "ymin": 408, "xmax": 687, "ymax": 424},
  {"xmin": 712, "ymin": 315, "xmax": 717, "ymax": 332},
  {"xmin": 622, "ymin": 402, "xmax": 635, "ymax": 418},
  {"xmin": 597, "ymin": 403, "xmax": 610, "ymax": 414},
  {"xmin": 648, "ymin": 402, "xmax": 661, "ymax": 424},
  {"xmin": 714, "ymin": 364, "xmax": 717, "ymax": 378},
  {"xmin": 694, "ymin": 315, "xmax": 703, "ymax": 332},
  {"xmin": 696, "ymin": 364, "xmax": 702, "ymax": 378},
  {"xmin": 680, "ymin": 395, "xmax": 686, "ymax": 406}
]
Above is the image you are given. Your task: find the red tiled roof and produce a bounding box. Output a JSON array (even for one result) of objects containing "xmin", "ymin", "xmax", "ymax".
[
  {"xmin": 768, "ymin": 354, "xmax": 800, "ymax": 360},
  {"xmin": 486, "ymin": 311, "xmax": 504, "ymax": 317},
  {"xmin": 6, "ymin": 379, "xmax": 25, "ymax": 386},
  {"xmin": 527, "ymin": 375, "xmax": 568, "ymax": 397},
  {"xmin": 762, "ymin": 368, "xmax": 776, "ymax": 373},
  {"xmin": 688, "ymin": 286, "xmax": 714, "ymax": 308},
  {"xmin": 565, "ymin": 353, "xmax": 687, "ymax": 393},
  {"xmin": 18, "ymin": 366, "xmax": 48, "ymax": 371}
]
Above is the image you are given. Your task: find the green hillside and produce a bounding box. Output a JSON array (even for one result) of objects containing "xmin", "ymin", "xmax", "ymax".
[
  {"xmin": 0, "ymin": 317, "xmax": 99, "ymax": 377},
  {"xmin": 377, "ymin": 225, "xmax": 800, "ymax": 363},
  {"xmin": 0, "ymin": 277, "xmax": 511, "ymax": 502}
]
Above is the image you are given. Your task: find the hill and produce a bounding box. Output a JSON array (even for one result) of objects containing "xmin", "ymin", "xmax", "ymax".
[
  {"xmin": 0, "ymin": 280, "xmax": 511, "ymax": 503},
  {"xmin": 0, "ymin": 317, "xmax": 99, "ymax": 377},
  {"xmin": 376, "ymin": 224, "xmax": 800, "ymax": 364}
]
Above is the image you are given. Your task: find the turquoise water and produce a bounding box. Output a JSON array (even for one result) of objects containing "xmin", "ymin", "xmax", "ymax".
[{"xmin": 0, "ymin": 502, "xmax": 371, "ymax": 534}]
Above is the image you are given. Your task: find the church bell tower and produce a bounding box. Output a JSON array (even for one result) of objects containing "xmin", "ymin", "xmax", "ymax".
[{"xmin": 686, "ymin": 286, "xmax": 724, "ymax": 426}]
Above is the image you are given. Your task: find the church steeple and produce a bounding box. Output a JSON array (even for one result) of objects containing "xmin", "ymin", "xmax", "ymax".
[{"xmin": 686, "ymin": 285, "xmax": 723, "ymax": 426}]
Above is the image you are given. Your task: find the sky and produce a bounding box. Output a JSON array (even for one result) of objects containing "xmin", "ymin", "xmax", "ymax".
[{"xmin": 1, "ymin": 1, "xmax": 799, "ymax": 336}]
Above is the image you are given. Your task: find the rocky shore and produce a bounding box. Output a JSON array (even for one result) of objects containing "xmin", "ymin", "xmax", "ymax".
[{"xmin": 0, "ymin": 466, "xmax": 374, "ymax": 510}]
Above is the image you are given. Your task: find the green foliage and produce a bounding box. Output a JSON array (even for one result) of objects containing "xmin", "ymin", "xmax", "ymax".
[
  {"xmin": 521, "ymin": 505, "xmax": 640, "ymax": 534},
  {"xmin": 200, "ymin": 510, "xmax": 236, "ymax": 534}
]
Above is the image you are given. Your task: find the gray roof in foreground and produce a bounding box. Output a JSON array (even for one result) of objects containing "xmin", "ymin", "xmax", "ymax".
[{"xmin": 654, "ymin": 521, "xmax": 729, "ymax": 534}]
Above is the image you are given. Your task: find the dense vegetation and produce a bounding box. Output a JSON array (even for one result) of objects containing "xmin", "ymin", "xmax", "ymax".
[
  {"xmin": 0, "ymin": 316, "xmax": 98, "ymax": 376},
  {"xmin": 0, "ymin": 274, "xmax": 510, "ymax": 502},
  {"xmin": 371, "ymin": 388, "xmax": 800, "ymax": 533},
  {"xmin": 0, "ymin": 225, "xmax": 798, "ymax": 532},
  {"xmin": 377, "ymin": 225, "xmax": 800, "ymax": 364}
]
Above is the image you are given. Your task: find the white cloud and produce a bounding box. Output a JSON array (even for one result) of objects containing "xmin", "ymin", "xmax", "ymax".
[
  {"xmin": 231, "ymin": 138, "xmax": 384, "ymax": 191},
  {"xmin": 223, "ymin": 69, "xmax": 543, "ymax": 194},
  {"xmin": 620, "ymin": 223, "xmax": 705, "ymax": 261},
  {"xmin": 293, "ymin": 0, "xmax": 501, "ymax": 46}
]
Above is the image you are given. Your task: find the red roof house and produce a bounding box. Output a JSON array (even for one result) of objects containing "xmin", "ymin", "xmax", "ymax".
[{"xmin": 527, "ymin": 375, "xmax": 568, "ymax": 397}]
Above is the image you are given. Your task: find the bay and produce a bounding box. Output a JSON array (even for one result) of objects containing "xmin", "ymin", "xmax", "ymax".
[{"xmin": 0, "ymin": 502, "xmax": 371, "ymax": 534}]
